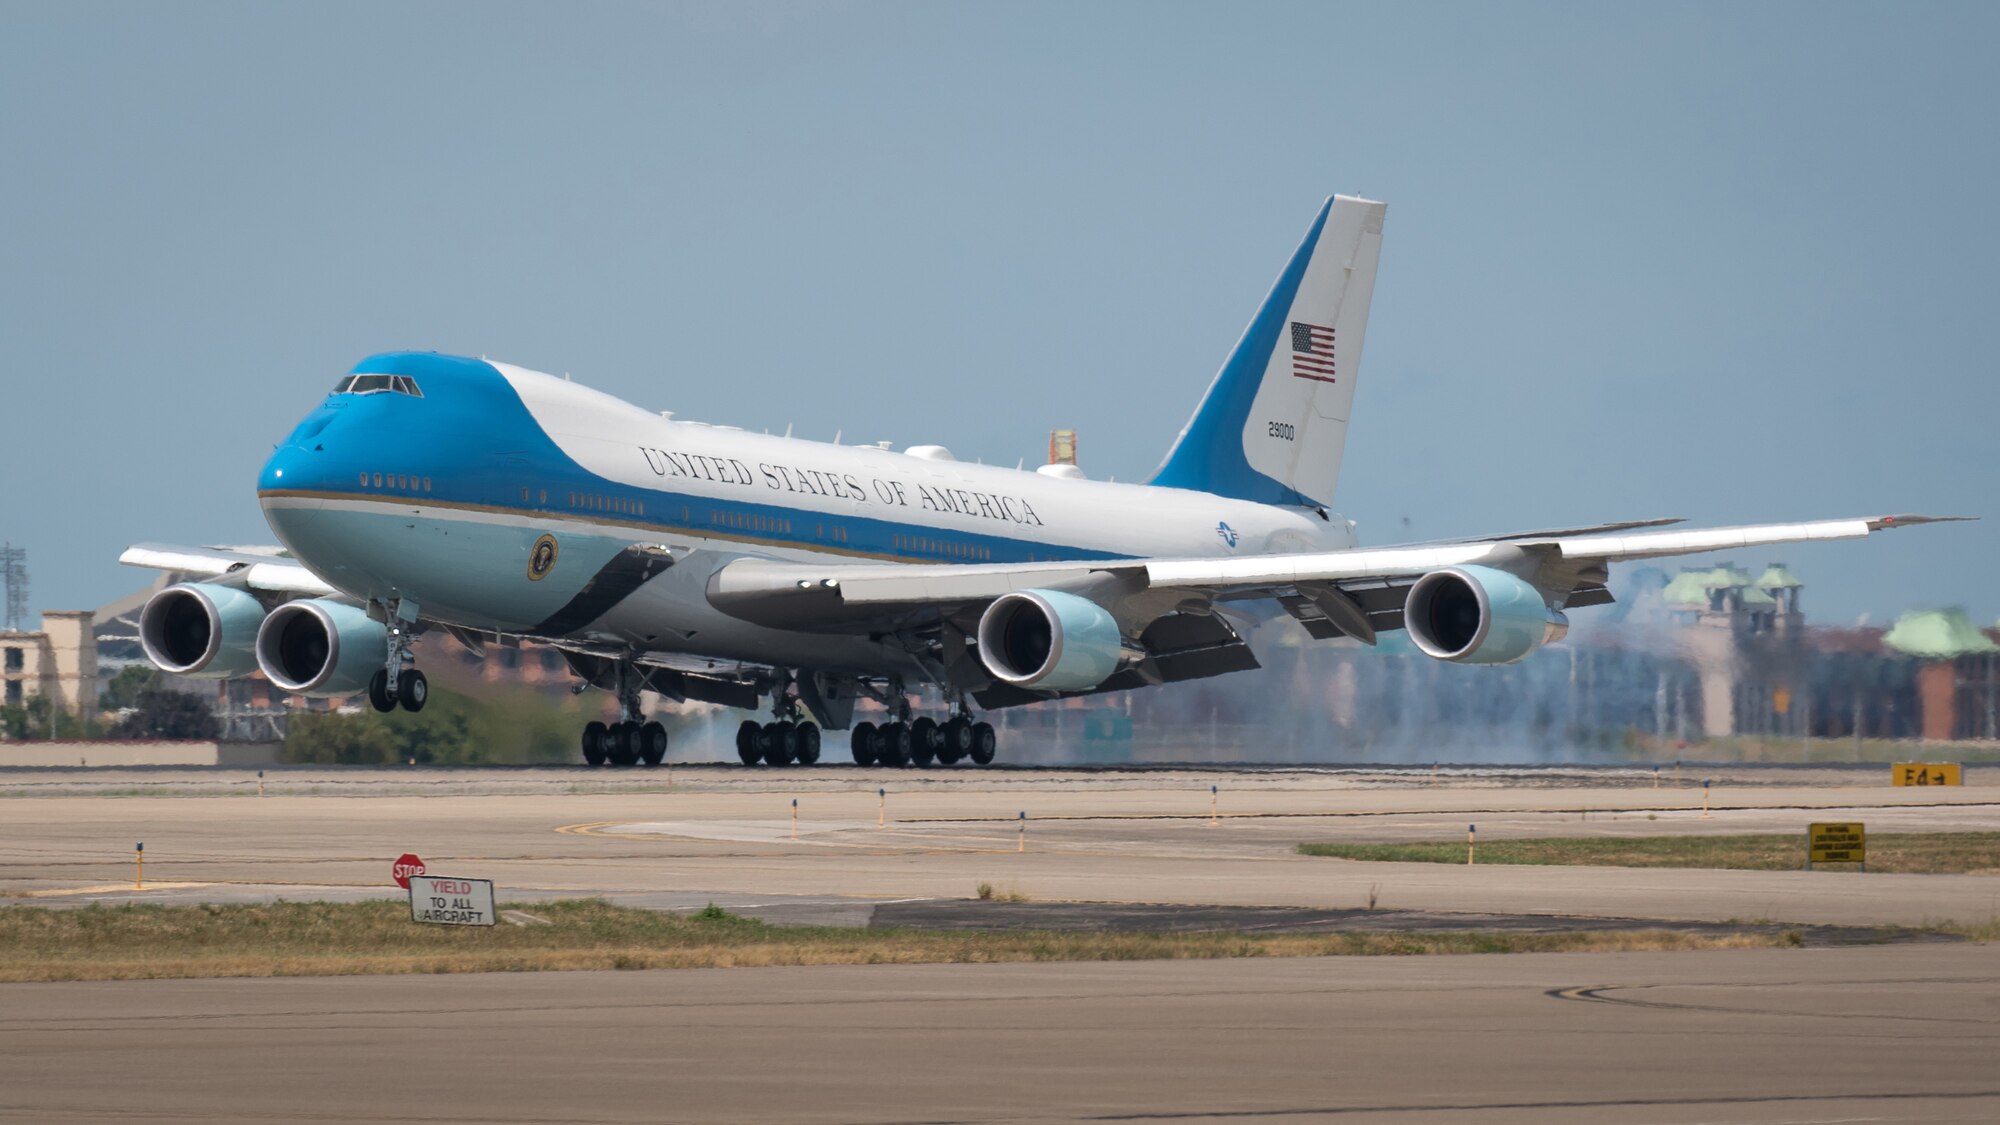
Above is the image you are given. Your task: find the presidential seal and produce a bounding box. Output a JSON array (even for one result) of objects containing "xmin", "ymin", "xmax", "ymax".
[{"xmin": 527, "ymin": 534, "xmax": 559, "ymax": 581}]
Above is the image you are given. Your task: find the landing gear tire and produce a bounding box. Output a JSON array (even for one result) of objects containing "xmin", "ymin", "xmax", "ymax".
[
  {"xmin": 938, "ymin": 717, "xmax": 971, "ymax": 765},
  {"xmin": 737, "ymin": 719, "xmax": 764, "ymax": 766},
  {"xmin": 582, "ymin": 720, "xmax": 608, "ymax": 767},
  {"xmin": 639, "ymin": 721, "xmax": 668, "ymax": 766},
  {"xmin": 851, "ymin": 721, "xmax": 879, "ymax": 766},
  {"xmin": 367, "ymin": 670, "xmax": 395, "ymax": 714},
  {"xmin": 909, "ymin": 717, "xmax": 938, "ymax": 767},
  {"xmin": 795, "ymin": 723, "xmax": 821, "ymax": 765},
  {"xmin": 763, "ymin": 721, "xmax": 796, "ymax": 766},
  {"xmin": 970, "ymin": 721, "xmax": 997, "ymax": 765},
  {"xmin": 878, "ymin": 721, "xmax": 911, "ymax": 768},
  {"xmin": 397, "ymin": 669, "xmax": 428, "ymax": 713},
  {"xmin": 607, "ymin": 721, "xmax": 640, "ymax": 767}
]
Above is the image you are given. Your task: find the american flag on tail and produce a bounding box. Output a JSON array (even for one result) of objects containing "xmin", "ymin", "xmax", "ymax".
[{"xmin": 1290, "ymin": 321, "xmax": 1336, "ymax": 384}]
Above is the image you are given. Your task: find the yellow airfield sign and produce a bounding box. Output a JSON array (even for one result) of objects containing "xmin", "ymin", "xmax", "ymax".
[
  {"xmin": 1892, "ymin": 763, "xmax": 1962, "ymax": 787},
  {"xmin": 1808, "ymin": 823, "xmax": 1866, "ymax": 868}
]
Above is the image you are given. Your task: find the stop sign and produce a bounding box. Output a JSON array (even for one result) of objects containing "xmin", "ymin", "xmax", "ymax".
[{"xmin": 392, "ymin": 853, "xmax": 427, "ymax": 889}]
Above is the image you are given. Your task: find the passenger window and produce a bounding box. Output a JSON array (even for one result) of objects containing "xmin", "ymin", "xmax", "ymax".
[{"xmin": 374, "ymin": 473, "xmax": 384, "ymax": 488}]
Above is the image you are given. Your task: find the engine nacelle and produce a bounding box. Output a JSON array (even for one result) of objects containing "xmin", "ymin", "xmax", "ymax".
[
  {"xmin": 255, "ymin": 599, "xmax": 387, "ymax": 697},
  {"xmin": 138, "ymin": 583, "xmax": 266, "ymax": 679},
  {"xmin": 1404, "ymin": 564, "xmax": 1569, "ymax": 665},
  {"xmin": 976, "ymin": 588, "xmax": 1123, "ymax": 692}
]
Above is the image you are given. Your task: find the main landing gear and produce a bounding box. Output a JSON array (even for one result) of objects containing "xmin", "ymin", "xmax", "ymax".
[
  {"xmin": 367, "ymin": 607, "xmax": 427, "ymax": 714},
  {"xmin": 736, "ymin": 686, "xmax": 822, "ymax": 767},
  {"xmin": 580, "ymin": 660, "xmax": 668, "ymax": 768},
  {"xmin": 850, "ymin": 710, "xmax": 996, "ymax": 768}
]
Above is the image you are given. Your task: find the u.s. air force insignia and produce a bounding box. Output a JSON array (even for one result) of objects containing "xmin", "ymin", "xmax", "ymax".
[{"xmin": 527, "ymin": 534, "xmax": 559, "ymax": 581}]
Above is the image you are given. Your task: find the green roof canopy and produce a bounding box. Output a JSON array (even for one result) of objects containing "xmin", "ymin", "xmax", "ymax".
[
  {"xmin": 1661, "ymin": 569, "xmax": 1711, "ymax": 607},
  {"xmin": 1756, "ymin": 564, "xmax": 1803, "ymax": 590},
  {"xmin": 1882, "ymin": 609, "xmax": 1999, "ymax": 660},
  {"xmin": 1700, "ymin": 565, "xmax": 1754, "ymax": 589}
]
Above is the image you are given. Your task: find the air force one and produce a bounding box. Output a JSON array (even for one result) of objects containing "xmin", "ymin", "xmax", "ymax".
[{"xmin": 124, "ymin": 195, "xmax": 1959, "ymax": 767}]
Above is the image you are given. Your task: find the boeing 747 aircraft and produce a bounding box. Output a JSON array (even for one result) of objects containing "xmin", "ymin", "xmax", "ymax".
[{"xmin": 124, "ymin": 195, "xmax": 1958, "ymax": 766}]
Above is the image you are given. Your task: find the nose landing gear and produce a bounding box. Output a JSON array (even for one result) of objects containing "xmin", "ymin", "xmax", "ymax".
[{"xmin": 367, "ymin": 606, "xmax": 427, "ymax": 714}]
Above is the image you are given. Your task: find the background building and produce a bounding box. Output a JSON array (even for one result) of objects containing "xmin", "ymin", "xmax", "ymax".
[{"xmin": 1, "ymin": 611, "xmax": 98, "ymax": 726}]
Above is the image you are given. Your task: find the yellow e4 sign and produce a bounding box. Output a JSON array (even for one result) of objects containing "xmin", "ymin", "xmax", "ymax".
[
  {"xmin": 1807, "ymin": 823, "xmax": 1865, "ymax": 870},
  {"xmin": 1892, "ymin": 763, "xmax": 1962, "ymax": 787}
]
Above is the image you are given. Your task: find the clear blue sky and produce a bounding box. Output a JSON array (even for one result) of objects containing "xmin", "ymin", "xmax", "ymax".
[{"xmin": 4, "ymin": 1, "xmax": 1994, "ymax": 627}]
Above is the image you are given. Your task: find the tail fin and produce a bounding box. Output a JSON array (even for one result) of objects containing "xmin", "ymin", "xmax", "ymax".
[{"xmin": 1150, "ymin": 194, "xmax": 1386, "ymax": 508}]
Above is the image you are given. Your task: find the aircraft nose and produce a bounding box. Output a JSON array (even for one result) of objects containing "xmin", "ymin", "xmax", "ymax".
[
  {"xmin": 260, "ymin": 443, "xmax": 312, "ymax": 493},
  {"xmin": 262, "ymin": 403, "xmax": 352, "ymax": 493}
]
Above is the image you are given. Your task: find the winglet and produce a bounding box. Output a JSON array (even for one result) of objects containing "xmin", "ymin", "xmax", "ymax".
[{"xmin": 1866, "ymin": 514, "xmax": 1977, "ymax": 531}]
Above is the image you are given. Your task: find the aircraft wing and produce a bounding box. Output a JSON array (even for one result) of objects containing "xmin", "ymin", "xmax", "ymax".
[
  {"xmin": 119, "ymin": 542, "xmax": 336, "ymax": 596},
  {"xmin": 706, "ymin": 514, "xmax": 1968, "ymax": 640},
  {"xmin": 1145, "ymin": 514, "xmax": 1956, "ymax": 588}
]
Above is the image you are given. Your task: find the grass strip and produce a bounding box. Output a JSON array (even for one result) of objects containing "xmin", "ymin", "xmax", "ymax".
[
  {"xmin": 1297, "ymin": 831, "xmax": 2000, "ymax": 873},
  {"xmin": 0, "ymin": 899, "xmax": 1803, "ymax": 983}
]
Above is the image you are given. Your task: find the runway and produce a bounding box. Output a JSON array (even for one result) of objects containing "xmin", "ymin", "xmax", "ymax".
[
  {"xmin": 4, "ymin": 765, "xmax": 1999, "ymax": 1122},
  {"xmin": 3, "ymin": 766, "xmax": 1996, "ymax": 926},
  {"xmin": 2, "ymin": 945, "xmax": 1995, "ymax": 1123}
]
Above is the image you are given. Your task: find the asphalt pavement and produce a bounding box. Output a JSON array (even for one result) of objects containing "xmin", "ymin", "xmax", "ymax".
[{"xmin": 2, "ymin": 945, "xmax": 1995, "ymax": 1123}]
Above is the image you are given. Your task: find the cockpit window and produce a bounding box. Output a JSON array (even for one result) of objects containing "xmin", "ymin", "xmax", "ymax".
[{"xmin": 333, "ymin": 374, "xmax": 423, "ymax": 397}]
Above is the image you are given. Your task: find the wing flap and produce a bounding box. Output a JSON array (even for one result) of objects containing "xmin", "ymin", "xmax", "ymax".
[{"xmin": 706, "ymin": 557, "xmax": 1144, "ymax": 630}]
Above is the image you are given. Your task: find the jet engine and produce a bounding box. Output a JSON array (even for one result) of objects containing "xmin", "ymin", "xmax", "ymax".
[
  {"xmin": 1403, "ymin": 564, "xmax": 1568, "ymax": 665},
  {"xmin": 976, "ymin": 588, "xmax": 1123, "ymax": 691},
  {"xmin": 255, "ymin": 599, "xmax": 387, "ymax": 697},
  {"xmin": 138, "ymin": 583, "xmax": 266, "ymax": 678}
]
